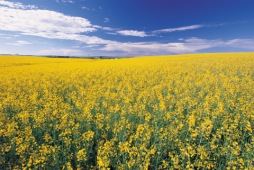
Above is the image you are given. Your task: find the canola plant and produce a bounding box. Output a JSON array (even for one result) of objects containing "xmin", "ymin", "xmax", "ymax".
[{"xmin": 0, "ymin": 53, "xmax": 253, "ymax": 169}]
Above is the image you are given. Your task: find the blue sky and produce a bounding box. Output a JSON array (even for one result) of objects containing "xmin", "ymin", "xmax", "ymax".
[{"xmin": 0, "ymin": 0, "xmax": 254, "ymax": 56}]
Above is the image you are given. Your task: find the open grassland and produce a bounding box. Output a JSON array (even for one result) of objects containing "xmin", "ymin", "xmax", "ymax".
[{"xmin": 0, "ymin": 53, "xmax": 254, "ymax": 169}]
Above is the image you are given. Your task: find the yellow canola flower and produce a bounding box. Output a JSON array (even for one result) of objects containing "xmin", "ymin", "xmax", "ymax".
[{"xmin": 0, "ymin": 53, "xmax": 253, "ymax": 169}]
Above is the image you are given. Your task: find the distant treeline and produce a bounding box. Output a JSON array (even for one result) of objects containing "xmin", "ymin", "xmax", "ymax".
[
  {"xmin": 45, "ymin": 56, "xmax": 123, "ymax": 59},
  {"xmin": 0, "ymin": 54, "xmax": 131, "ymax": 59}
]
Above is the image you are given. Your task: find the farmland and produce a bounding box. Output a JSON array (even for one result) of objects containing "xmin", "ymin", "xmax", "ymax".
[{"xmin": 0, "ymin": 53, "xmax": 254, "ymax": 169}]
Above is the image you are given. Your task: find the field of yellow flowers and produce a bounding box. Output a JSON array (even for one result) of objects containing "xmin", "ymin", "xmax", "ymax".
[{"xmin": 0, "ymin": 53, "xmax": 254, "ymax": 169}]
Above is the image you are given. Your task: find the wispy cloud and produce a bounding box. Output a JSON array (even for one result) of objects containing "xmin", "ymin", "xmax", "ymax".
[
  {"xmin": 0, "ymin": 33, "xmax": 19, "ymax": 39},
  {"xmin": 106, "ymin": 32, "xmax": 118, "ymax": 35},
  {"xmin": 101, "ymin": 42, "xmax": 203, "ymax": 55},
  {"xmin": 0, "ymin": 0, "xmax": 37, "ymax": 9},
  {"xmin": 100, "ymin": 38, "xmax": 218, "ymax": 55},
  {"xmin": 56, "ymin": 0, "xmax": 74, "ymax": 3},
  {"xmin": 93, "ymin": 25, "xmax": 116, "ymax": 31},
  {"xmin": 38, "ymin": 48, "xmax": 86, "ymax": 56},
  {"xmin": 153, "ymin": 25, "xmax": 203, "ymax": 34},
  {"xmin": 101, "ymin": 38, "xmax": 254, "ymax": 56},
  {"xmin": 225, "ymin": 39, "xmax": 254, "ymax": 50},
  {"xmin": 116, "ymin": 30, "xmax": 149, "ymax": 37},
  {"xmin": 104, "ymin": 18, "xmax": 110, "ymax": 23},
  {"xmin": 7, "ymin": 40, "xmax": 31, "ymax": 46},
  {"xmin": 102, "ymin": 27, "xmax": 116, "ymax": 31},
  {"xmin": 81, "ymin": 6, "xmax": 89, "ymax": 10},
  {"xmin": 113, "ymin": 25, "xmax": 203, "ymax": 37}
]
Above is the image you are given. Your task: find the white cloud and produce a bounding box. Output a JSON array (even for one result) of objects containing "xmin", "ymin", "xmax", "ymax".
[
  {"xmin": 56, "ymin": 0, "xmax": 74, "ymax": 3},
  {"xmin": 101, "ymin": 42, "xmax": 185, "ymax": 55},
  {"xmin": 102, "ymin": 27, "xmax": 116, "ymax": 31},
  {"xmin": 0, "ymin": 3, "xmax": 117, "ymax": 45},
  {"xmin": 101, "ymin": 38, "xmax": 223, "ymax": 55},
  {"xmin": 81, "ymin": 6, "xmax": 89, "ymax": 10},
  {"xmin": 0, "ymin": 1, "xmax": 123, "ymax": 46},
  {"xmin": 0, "ymin": 36, "xmax": 12, "ymax": 39},
  {"xmin": 183, "ymin": 37, "xmax": 254, "ymax": 51},
  {"xmin": 84, "ymin": 45, "xmax": 99, "ymax": 48},
  {"xmin": 0, "ymin": 33, "xmax": 19, "ymax": 39},
  {"xmin": 0, "ymin": 0, "xmax": 37, "ymax": 9},
  {"xmin": 0, "ymin": 7, "xmax": 95, "ymax": 34},
  {"xmin": 93, "ymin": 25, "xmax": 118, "ymax": 32},
  {"xmin": 107, "ymin": 32, "xmax": 118, "ymax": 35},
  {"xmin": 94, "ymin": 26, "xmax": 118, "ymax": 31},
  {"xmin": 101, "ymin": 37, "xmax": 254, "ymax": 55},
  {"xmin": 153, "ymin": 25, "xmax": 203, "ymax": 34},
  {"xmin": 225, "ymin": 39, "xmax": 254, "ymax": 50},
  {"xmin": 101, "ymin": 43, "xmax": 191, "ymax": 55},
  {"xmin": 114, "ymin": 25, "xmax": 202, "ymax": 37},
  {"xmin": 116, "ymin": 30, "xmax": 149, "ymax": 37},
  {"xmin": 104, "ymin": 18, "xmax": 110, "ymax": 23},
  {"xmin": 22, "ymin": 32, "xmax": 114, "ymax": 45},
  {"xmin": 38, "ymin": 48, "xmax": 86, "ymax": 56},
  {"xmin": 184, "ymin": 37, "xmax": 223, "ymax": 48},
  {"xmin": 7, "ymin": 40, "xmax": 31, "ymax": 46}
]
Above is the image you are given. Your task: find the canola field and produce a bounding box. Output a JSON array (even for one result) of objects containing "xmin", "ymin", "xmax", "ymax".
[{"xmin": 0, "ymin": 53, "xmax": 254, "ymax": 169}]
